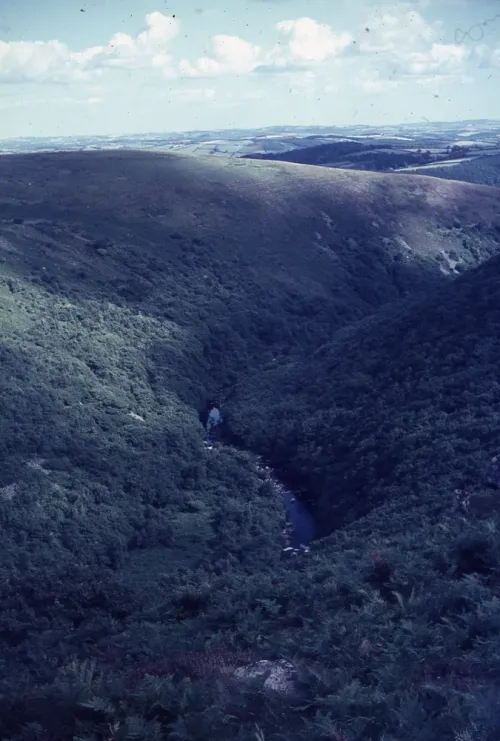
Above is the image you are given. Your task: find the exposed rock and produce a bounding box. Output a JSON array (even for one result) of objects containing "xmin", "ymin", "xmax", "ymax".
[
  {"xmin": 232, "ymin": 659, "xmax": 298, "ymax": 695},
  {"xmin": 26, "ymin": 458, "xmax": 50, "ymax": 474},
  {"xmin": 0, "ymin": 483, "xmax": 19, "ymax": 500},
  {"xmin": 128, "ymin": 412, "xmax": 145, "ymax": 422}
]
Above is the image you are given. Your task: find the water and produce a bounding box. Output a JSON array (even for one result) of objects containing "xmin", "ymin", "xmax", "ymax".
[{"xmin": 253, "ymin": 457, "xmax": 316, "ymax": 555}]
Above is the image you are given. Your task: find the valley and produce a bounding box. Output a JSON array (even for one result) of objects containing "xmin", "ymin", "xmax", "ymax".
[{"xmin": 0, "ymin": 150, "xmax": 500, "ymax": 741}]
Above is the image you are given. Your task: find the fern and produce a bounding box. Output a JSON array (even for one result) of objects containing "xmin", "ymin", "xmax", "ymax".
[
  {"xmin": 254, "ymin": 724, "xmax": 266, "ymax": 741},
  {"xmin": 78, "ymin": 696, "xmax": 114, "ymax": 715},
  {"xmin": 168, "ymin": 715, "xmax": 192, "ymax": 741},
  {"xmin": 124, "ymin": 714, "xmax": 148, "ymax": 740},
  {"xmin": 18, "ymin": 722, "xmax": 44, "ymax": 740}
]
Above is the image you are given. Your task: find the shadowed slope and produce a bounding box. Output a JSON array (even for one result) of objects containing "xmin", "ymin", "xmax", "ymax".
[
  {"xmin": 227, "ymin": 251, "xmax": 500, "ymax": 534},
  {"xmin": 407, "ymin": 153, "xmax": 500, "ymax": 187}
]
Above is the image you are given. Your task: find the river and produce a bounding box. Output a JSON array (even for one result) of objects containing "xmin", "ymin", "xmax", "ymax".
[{"xmin": 252, "ymin": 456, "xmax": 316, "ymax": 555}]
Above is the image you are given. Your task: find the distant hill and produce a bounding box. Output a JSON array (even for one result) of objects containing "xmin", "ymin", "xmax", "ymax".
[
  {"xmin": 243, "ymin": 140, "xmax": 442, "ymax": 171},
  {"xmin": 1, "ymin": 150, "xmax": 500, "ymax": 740},
  {"xmin": 408, "ymin": 153, "xmax": 500, "ymax": 187},
  {"xmin": 243, "ymin": 140, "xmax": 376, "ymax": 165},
  {"xmin": 243, "ymin": 140, "xmax": 500, "ymax": 181}
]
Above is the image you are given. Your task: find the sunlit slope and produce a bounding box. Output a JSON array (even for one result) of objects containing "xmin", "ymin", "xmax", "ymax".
[{"xmin": 1, "ymin": 152, "xmax": 499, "ymax": 339}]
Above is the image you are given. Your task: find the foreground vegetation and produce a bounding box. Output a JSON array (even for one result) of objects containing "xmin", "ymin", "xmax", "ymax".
[{"xmin": 0, "ymin": 151, "xmax": 499, "ymax": 740}]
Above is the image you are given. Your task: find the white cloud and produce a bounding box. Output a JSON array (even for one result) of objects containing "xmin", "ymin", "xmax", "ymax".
[
  {"xmin": 407, "ymin": 42, "xmax": 469, "ymax": 74},
  {"xmin": 359, "ymin": 7, "xmax": 436, "ymax": 55},
  {"xmin": 0, "ymin": 39, "xmax": 90, "ymax": 83},
  {"xmin": 272, "ymin": 17, "xmax": 352, "ymax": 65},
  {"xmin": 0, "ymin": 12, "xmax": 179, "ymax": 83},
  {"xmin": 357, "ymin": 5, "xmax": 471, "ymax": 82},
  {"xmin": 0, "ymin": 6, "xmax": 483, "ymax": 92},
  {"xmin": 472, "ymin": 43, "xmax": 500, "ymax": 69},
  {"xmin": 83, "ymin": 12, "xmax": 179, "ymax": 73},
  {"xmin": 178, "ymin": 17, "xmax": 352, "ymax": 78},
  {"xmin": 86, "ymin": 96, "xmax": 103, "ymax": 105},
  {"xmin": 178, "ymin": 35, "xmax": 261, "ymax": 77}
]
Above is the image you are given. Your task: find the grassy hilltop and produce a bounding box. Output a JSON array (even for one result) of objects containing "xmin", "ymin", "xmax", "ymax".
[{"xmin": 0, "ymin": 150, "xmax": 500, "ymax": 740}]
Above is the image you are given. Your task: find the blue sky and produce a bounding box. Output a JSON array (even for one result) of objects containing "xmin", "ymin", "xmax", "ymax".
[{"xmin": 0, "ymin": 0, "xmax": 499, "ymax": 138}]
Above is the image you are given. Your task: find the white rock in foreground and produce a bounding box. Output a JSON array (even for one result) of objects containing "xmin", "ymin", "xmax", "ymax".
[{"xmin": 232, "ymin": 659, "xmax": 297, "ymax": 695}]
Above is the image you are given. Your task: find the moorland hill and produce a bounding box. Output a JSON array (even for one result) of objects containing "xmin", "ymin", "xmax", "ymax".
[{"xmin": 1, "ymin": 150, "xmax": 500, "ymax": 741}]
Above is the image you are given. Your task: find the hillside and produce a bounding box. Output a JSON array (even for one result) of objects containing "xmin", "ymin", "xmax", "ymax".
[
  {"xmin": 2, "ymin": 152, "xmax": 500, "ymax": 386},
  {"xmin": 407, "ymin": 153, "xmax": 500, "ymax": 187},
  {"xmin": 244, "ymin": 140, "xmax": 378, "ymax": 166},
  {"xmin": 244, "ymin": 141, "xmax": 447, "ymax": 173},
  {"xmin": 1, "ymin": 151, "xmax": 500, "ymax": 740},
  {"xmin": 227, "ymin": 251, "xmax": 500, "ymax": 535}
]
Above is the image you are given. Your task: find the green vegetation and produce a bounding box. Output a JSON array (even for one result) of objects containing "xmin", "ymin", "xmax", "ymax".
[
  {"xmin": 228, "ymin": 252, "xmax": 500, "ymax": 529},
  {"xmin": 0, "ymin": 151, "xmax": 500, "ymax": 740}
]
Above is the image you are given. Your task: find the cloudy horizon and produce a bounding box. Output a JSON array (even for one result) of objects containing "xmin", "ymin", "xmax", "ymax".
[{"xmin": 0, "ymin": 0, "xmax": 499, "ymax": 138}]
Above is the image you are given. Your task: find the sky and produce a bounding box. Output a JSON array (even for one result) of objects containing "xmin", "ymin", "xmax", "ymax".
[{"xmin": 0, "ymin": 0, "xmax": 499, "ymax": 138}]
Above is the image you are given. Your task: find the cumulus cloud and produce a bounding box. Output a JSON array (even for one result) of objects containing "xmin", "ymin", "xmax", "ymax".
[
  {"xmin": 0, "ymin": 39, "xmax": 90, "ymax": 83},
  {"xmin": 0, "ymin": 12, "xmax": 179, "ymax": 83},
  {"xmin": 359, "ymin": 7, "xmax": 436, "ymax": 55},
  {"xmin": 0, "ymin": 6, "xmax": 482, "ymax": 90},
  {"xmin": 472, "ymin": 42, "xmax": 500, "ymax": 68},
  {"xmin": 178, "ymin": 35, "xmax": 261, "ymax": 77},
  {"xmin": 407, "ymin": 42, "xmax": 469, "ymax": 74},
  {"xmin": 82, "ymin": 12, "xmax": 179, "ymax": 72},
  {"xmin": 357, "ymin": 5, "xmax": 472, "ymax": 81},
  {"xmin": 267, "ymin": 17, "xmax": 352, "ymax": 68},
  {"xmin": 178, "ymin": 17, "xmax": 352, "ymax": 78}
]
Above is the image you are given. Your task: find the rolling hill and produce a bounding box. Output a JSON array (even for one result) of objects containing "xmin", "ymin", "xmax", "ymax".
[
  {"xmin": 406, "ymin": 153, "xmax": 500, "ymax": 187},
  {"xmin": 243, "ymin": 139, "xmax": 438, "ymax": 171},
  {"xmin": 1, "ymin": 150, "xmax": 500, "ymax": 741},
  {"xmin": 243, "ymin": 140, "xmax": 500, "ymax": 184},
  {"xmin": 2, "ymin": 151, "xmax": 500, "ymax": 380}
]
